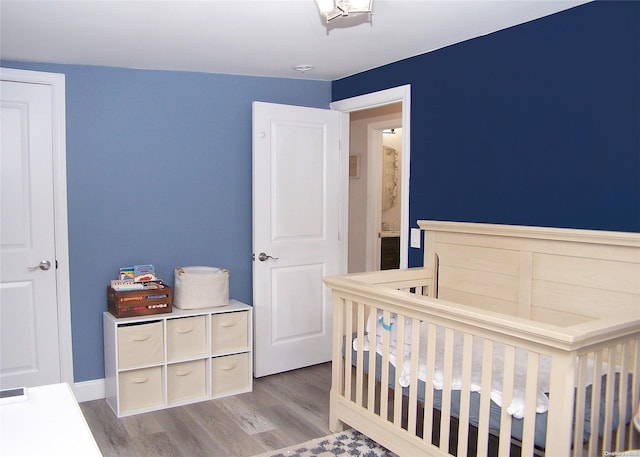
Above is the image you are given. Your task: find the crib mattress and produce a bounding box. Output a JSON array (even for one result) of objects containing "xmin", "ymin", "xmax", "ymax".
[{"xmin": 348, "ymin": 342, "xmax": 633, "ymax": 450}]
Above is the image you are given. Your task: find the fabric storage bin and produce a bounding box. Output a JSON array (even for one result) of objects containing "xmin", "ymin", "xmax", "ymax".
[
  {"xmin": 117, "ymin": 321, "xmax": 163, "ymax": 369},
  {"xmin": 166, "ymin": 315, "xmax": 206, "ymax": 361},
  {"xmin": 118, "ymin": 366, "xmax": 163, "ymax": 413},
  {"xmin": 174, "ymin": 266, "xmax": 229, "ymax": 309},
  {"xmin": 211, "ymin": 311, "xmax": 248, "ymax": 355},
  {"xmin": 167, "ymin": 359, "xmax": 206, "ymax": 404},
  {"xmin": 211, "ymin": 353, "xmax": 249, "ymax": 397}
]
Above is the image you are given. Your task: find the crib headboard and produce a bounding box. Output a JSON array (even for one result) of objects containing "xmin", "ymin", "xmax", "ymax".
[{"xmin": 418, "ymin": 221, "xmax": 640, "ymax": 326}]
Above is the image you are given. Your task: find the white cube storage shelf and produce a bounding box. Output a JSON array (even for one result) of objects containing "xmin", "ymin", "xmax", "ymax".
[{"xmin": 104, "ymin": 300, "xmax": 252, "ymax": 417}]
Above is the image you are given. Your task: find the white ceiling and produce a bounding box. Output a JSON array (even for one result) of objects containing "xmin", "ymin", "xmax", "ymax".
[{"xmin": 0, "ymin": 0, "xmax": 591, "ymax": 81}]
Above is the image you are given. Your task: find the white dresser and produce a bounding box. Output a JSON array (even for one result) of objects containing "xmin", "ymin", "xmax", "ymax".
[{"xmin": 103, "ymin": 299, "xmax": 252, "ymax": 417}]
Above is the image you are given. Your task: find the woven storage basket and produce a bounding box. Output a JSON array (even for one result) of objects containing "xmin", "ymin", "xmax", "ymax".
[{"xmin": 173, "ymin": 266, "xmax": 229, "ymax": 309}]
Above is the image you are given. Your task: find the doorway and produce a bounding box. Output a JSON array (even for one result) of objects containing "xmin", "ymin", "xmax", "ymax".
[
  {"xmin": 380, "ymin": 126, "xmax": 402, "ymax": 270},
  {"xmin": 331, "ymin": 85, "xmax": 411, "ymax": 274},
  {"xmin": 348, "ymin": 106, "xmax": 402, "ymax": 272}
]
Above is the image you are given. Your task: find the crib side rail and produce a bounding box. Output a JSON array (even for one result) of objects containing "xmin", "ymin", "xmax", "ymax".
[
  {"xmin": 333, "ymin": 267, "xmax": 432, "ymax": 293},
  {"xmin": 325, "ymin": 273, "xmax": 640, "ymax": 457}
]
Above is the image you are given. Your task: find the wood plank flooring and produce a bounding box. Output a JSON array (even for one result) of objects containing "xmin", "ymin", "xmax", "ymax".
[{"xmin": 80, "ymin": 362, "xmax": 332, "ymax": 457}]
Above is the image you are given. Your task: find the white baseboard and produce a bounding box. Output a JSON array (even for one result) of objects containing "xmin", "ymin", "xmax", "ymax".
[{"xmin": 73, "ymin": 378, "xmax": 105, "ymax": 403}]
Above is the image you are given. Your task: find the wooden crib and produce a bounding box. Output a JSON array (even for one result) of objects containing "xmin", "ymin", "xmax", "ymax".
[{"xmin": 324, "ymin": 221, "xmax": 640, "ymax": 456}]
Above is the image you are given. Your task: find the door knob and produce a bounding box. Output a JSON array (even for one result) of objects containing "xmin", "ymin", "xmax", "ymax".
[
  {"xmin": 257, "ymin": 252, "xmax": 279, "ymax": 262},
  {"xmin": 29, "ymin": 260, "xmax": 51, "ymax": 271}
]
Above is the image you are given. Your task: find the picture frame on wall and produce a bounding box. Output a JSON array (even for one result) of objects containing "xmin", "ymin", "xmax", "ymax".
[{"xmin": 349, "ymin": 154, "xmax": 360, "ymax": 179}]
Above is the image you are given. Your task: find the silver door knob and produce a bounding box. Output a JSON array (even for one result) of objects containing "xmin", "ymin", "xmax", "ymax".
[
  {"xmin": 29, "ymin": 260, "xmax": 51, "ymax": 271},
  {"xmin": 258, "ymin": 252, "xmax": 279, "ymax": 262}
]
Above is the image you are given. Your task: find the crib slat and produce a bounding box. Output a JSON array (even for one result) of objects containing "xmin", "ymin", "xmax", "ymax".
[
  {"xmin": 615, "ymin": 342, "xmax": 630, "ymax": 451},
  {"xmin": 456, "ymin": 333, "xmax": 474, "ymax": 457},
  {"xmin": 476, "ymin": 339, "xmax": 494, "ymax": 457},
  {"xmin": 520, "ymin": 351, "xmax": 539, "ymax": 456},
  {"xmin": 355, "ymin": 302, "xmax": 366, "ymax": 407},
  {"xmin": 407, "ymin": 317, "xmax": 421, "ymax": 435},
  {"xmin": 422, "ymin": 322, "xmax": 437, "ymax": 447},
  {"xmin": 345, "ymin": 300, "xmax": 354, "ymax": 402},
  {"xmin": 330, "ymin": 295, "xmax": 346, "ymax": 432},
  {"xmin": 573, "ymin": 354, "xmax": 588, "ymax": 457},
  {"xmin": 588, "ymin": 351, "xmax": 603, "ymax": 457},
  {"xmin": 498, "ymin": 344, "xmax": 515, "ymax": 457},
  {"xmin": 628, "ymin": 339, "xmax": 640, "ymax": 450},
  {"xmin": 379, "ymin": 310, "xmax": 391, "ymax": 421},
  {"xmin": 393, "ymin": 314, "xmax": 406, "ymax": 426},
  {"xmin": 367, "ymin": 306, "xmax": 378, "ymax": 414},
  {"xmin": 602, "ymin": 346, "xmax": 617, "ymax": 452},
  {"xmin": 545, "ymin": 350, "xmax": 576, "ymax": 457},
  {"xmin": 439, "ymin": 328, "xmax": 455, "ymax": 452}
]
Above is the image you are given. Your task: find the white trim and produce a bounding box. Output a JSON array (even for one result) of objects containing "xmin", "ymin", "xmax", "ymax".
[
  {"xmin": 366, "ymin": 124, "xmax": 383, "ymax": 271},
  {"xmin": 0, "ymin": 68, "xmax": 73, "ymax": 386},
  {"xmin": 73, "ymin": 378, "xmax": 106, "ymax": 403},
  {"xmin": 330, "ymin": 85, "xmax": 411, "ymax": 269},
  {"xmin": 337, "ymin": 112, "xmax": 351, "ymax": 274}
]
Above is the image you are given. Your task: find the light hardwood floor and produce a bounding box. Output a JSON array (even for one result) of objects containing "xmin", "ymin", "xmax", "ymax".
[{"xmin": 80, "ymin": 362, "xmax": 332, "ymax": 457}]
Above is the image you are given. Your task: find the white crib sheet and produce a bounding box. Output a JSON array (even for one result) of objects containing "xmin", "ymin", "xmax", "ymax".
[{"xmin": 354, "ymin": 317, "xmax": 565, "ymax": 419}]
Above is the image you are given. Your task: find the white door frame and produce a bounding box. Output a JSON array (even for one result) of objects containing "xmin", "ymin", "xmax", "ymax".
[
  {"xmin": 0, "ymin": 67, "xmax": 73, "ymax": 386},
  {"xmin": 330, "ymin": 85, "xmax": 411, "ymax": 271}
]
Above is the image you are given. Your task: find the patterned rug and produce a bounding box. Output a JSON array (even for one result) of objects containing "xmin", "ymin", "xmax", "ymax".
[{"xmin": 254, "ymin": 429, "xmax": 397, "ymax": 457}]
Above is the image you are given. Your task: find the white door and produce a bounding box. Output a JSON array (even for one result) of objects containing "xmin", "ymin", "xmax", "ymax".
[
  {"xmin": 252, "ymin": 102, "xmax": 342, "ymax": 377},
  {"xmin": 0, "ymin": 79, "xmax": 62, "ymax": 388}
]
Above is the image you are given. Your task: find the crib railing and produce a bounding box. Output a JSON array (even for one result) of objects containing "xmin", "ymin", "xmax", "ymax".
[{"xmin": 325, "ymin": 269, "xmax": 640, "ymax": 457}]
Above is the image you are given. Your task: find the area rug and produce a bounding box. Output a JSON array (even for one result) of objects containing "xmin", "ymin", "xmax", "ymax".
[{"xmin": 254, "ymin": 429, "xmax": 397, "ymax": 457}]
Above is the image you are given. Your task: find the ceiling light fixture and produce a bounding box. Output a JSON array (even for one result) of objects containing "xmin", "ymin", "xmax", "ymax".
[
  {"xmin": 315, "ymin": 0, "xmax": 373, "ymax": 22},
  {"xmin": 293, "ymin": 64, "xmax": 314, "ymax": 73}
]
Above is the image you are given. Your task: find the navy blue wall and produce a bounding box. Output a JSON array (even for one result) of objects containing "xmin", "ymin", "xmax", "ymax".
[
  {"xmin": 333, "ymin": 1, "xmax": 640, "ymax": 267},
  {"xmin": 1, "ymin": 62, "xmax": 331, "ymax": 382}
]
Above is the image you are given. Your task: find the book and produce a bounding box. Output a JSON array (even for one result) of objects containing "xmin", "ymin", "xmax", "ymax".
[{"xmin": 110, "ymin": 279, "xmax": 143, "ymax": 291}]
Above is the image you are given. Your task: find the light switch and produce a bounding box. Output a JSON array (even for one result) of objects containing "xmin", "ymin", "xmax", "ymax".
[{"xmin": 410, "ymin": 228, "xmax": 421, "ymax": 248}]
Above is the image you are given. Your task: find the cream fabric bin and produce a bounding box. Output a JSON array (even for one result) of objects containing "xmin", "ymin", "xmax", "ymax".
[
  {"xmin": 211, "ymin": 311, "xmax": 248, "ymax": 354},
  {"xmin": 117, "ymin": 321, "xmax": 163, "ymax": 369},
  {"xmin": 211, "ymin": 353, "xmax": 250, "ymax": 397},
  {"xmin": 174, "ymin": 266, "xmax": 229, "ymax": 309},
  {"xmin": 119, "ymin": 366, "xmax": 163, "ymax": 413},
  {"xmin": 167, "ymin": 315, "xmax": 206, "ymax": 361},
  {"xmin": 167, "ymin": 360, "xmax": 206, "ymax": 404}
]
